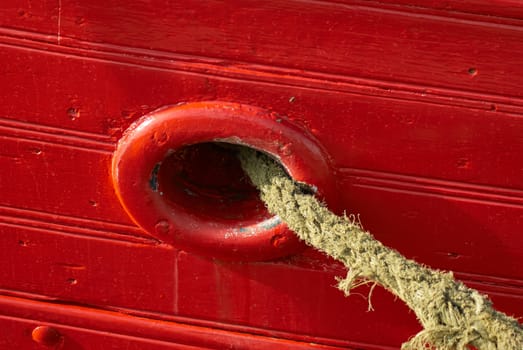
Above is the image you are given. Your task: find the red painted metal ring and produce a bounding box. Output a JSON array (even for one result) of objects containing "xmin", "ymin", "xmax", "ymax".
[{"xmin": 112, "ymin": 101, "xmax": 338, "ymax": 260}]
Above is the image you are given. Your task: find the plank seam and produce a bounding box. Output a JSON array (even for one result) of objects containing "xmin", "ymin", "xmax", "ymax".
[{"xmin": 1, "ymin": 28, "xmax": 523, "ymax": 116}]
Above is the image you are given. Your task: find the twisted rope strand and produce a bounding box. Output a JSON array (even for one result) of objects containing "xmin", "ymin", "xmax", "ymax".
[{"xmin": 239, "ymin": 149, "xmax": 522, "ymax": 350}]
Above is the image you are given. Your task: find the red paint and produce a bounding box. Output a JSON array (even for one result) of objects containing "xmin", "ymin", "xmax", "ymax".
[
  {"xmin": 2, "ymin": 294, "xmax": 346, "ymax": 350},
  {"xmin": 1, "ymin": 0, "xmax": 522, "ymax": 349},
  {"xmin": 31, "ymin": 326, "xmax": 62, "ymax": 347},
  {"xmin": 112, "ymin": 102, "xmax": 337, "ymax": 260}
]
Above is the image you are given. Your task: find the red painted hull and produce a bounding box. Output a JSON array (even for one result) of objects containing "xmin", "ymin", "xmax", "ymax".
[{"xmin": 1, "ymin": 1, "xmax": 522, "ymax": 348}]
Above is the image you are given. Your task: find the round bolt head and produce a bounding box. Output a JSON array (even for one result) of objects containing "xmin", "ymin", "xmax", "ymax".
[{"xmin": 31, "ymin": 326, "xmax": 62, "ymax": 347}]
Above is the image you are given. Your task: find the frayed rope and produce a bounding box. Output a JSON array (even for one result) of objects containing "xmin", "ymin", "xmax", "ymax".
[{"xmin": 239, "ymin": 149, "xmax": 522, "ymax": 350}]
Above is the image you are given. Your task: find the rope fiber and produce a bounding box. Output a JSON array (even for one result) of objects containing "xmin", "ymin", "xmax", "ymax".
[{"xmin": 238, "ymin": 148, "xmax": 523, "ymax": 350}]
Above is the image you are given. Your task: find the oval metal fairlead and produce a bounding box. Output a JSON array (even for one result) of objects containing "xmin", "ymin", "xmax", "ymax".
[{"xmin": 111, "ymin": 101, "xmax": 338, "ymax": 260}]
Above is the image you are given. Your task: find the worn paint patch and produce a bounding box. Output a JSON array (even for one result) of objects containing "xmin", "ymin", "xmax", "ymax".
[
  {"xmin": 225, "ymin": 216, "xmax": 282, "ymax": 239},
  {"xmin": 149, "ymin": 162, "xmax": 161, "ymax": 192}
]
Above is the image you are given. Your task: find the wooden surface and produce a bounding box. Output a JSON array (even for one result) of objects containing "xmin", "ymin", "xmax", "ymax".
[{"xmin": 0, "ymin": 1, "xmax": 522, "ymax": 348}]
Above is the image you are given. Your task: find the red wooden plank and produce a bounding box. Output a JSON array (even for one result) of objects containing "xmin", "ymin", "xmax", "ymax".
[
  {"xmin": 0, "ymin": 317, "xmax": 202, "ymax": 350},
  {"xmin": 1, "ymin": 222, "xmax": 521, "ymax": 347},
  {"xmin": 0, "ymin": 295, "xmax": 354, "ymax": 350},
  {"xmin": 340, "ymin": 175, "xmax": 523, "ymax": 280},
  {"xmin": 3, "ymin": 1, "xmax": 523, "ymax": 98},
  {"xmin": 0, "ymin": 1, "xmax": 57, "ymax": 34},
  {"xmin": 50, "ymin": 0, "xmax": 523, "ymax": 98},
  {"xmin": 0, "ymin": 135, "xmax": 138, "ymax": 230},
  {"xmin": 0, "ymin": 225, "xmax": 174, "ymax": 313},
  {"xmin": 0, "ymin": 225, "xmax": 417, "ymax": 348},
  {"xmin": 173, "ymin": 251, "xmax": 419, "ymax": 346},
  {"xmin": 364, "ymin": 0, "xmax": 523, "ymax": 20},
  {"xmin": 0, "ymin": 45, "xmax": 521, "ymax": 190}
]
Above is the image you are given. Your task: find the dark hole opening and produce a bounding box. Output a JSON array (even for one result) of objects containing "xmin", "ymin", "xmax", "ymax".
[{"xmin": 156, "ymin": 142, "xmax": 274, "ymax": 225}]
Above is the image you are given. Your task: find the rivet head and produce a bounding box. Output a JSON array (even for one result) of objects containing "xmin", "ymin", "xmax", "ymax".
[{"xmin": 31, "ymin": 326, "xmax": 61, "ymax": 347}]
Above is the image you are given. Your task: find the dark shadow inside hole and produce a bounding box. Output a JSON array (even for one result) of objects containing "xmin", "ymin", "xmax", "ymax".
[{"xmin": 156, "ymin": 142, "xmax": 277, "ymax": 225}]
